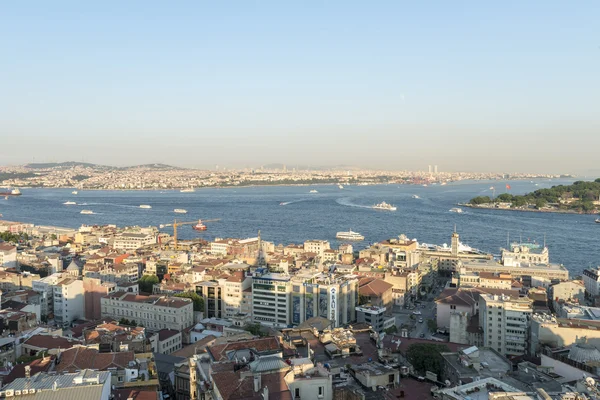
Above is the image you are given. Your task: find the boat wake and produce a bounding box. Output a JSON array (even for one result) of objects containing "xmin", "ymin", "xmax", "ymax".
[
  {"xmin": 84, "ymin": 202, "xmax": 139, "ymax": 209},
  {"xmin": 335, "ymin": 198, "xmax": 373, "ymax": 209},
  {"xmin": 279, "ymin": 199, "xmax": 307, "ymax": 206}
]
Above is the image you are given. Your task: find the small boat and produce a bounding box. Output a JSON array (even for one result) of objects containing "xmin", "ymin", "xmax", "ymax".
[
  {"xmin": 440, "ymin": 182, "xmax": 447, "ymax": 186},
  {"xmin": 72, "ymin": 190, "xmax": 78, "ymax": 195},
  {"xmin": 63, "ymin": 201, "xmax": 77, "ymax": 205},
  {"xmin": 174, "ymin": 209, "xmax": 188, "ymax": 214},
  {"xmin": 373, "ymin": 201, "xmax": 397, "ymax": 211},
  {"xmin": 449, "ymin": 207, "xmax": 464, "ymax": 214},
  {"xmin": 412, "ymin": 195, "xmax": 420, "ymax": 199},
  {"xmin": 0, "ymin": 188, "xmax": 21, "ymax": 196},
  {"xmin": 180, "ymin": 188, "xmax": 195, "ymax": 193},
  {"xmin": 80, "ymin": 210, "xmax": 94, "ymax": 215},
  {"xmin": 596, "ymin": 218, "xmax": 600, "ymax": 224},
  {"xmin": 280, "ymin": 202, "xmax": 286, "ymax": 206},
  {"xmin": 0, "ymin": 213, "xmax": 3, "ymax": 218},
  {"xmin": 193, "ymin": 220, "xmax": 207, "ymax": 231},
  {"xmin": 422, "ymin": 184, "xmax": 428, "ymax": 187},
  {"xmin": 310, "ymin": 189, "xmax": 318, "ymax": 193},
  {"xmin": 338, "ymin": 184, "xmax": 344, "ymax": 189},
  {"xmin": 139, "ymin": 205, "xmax": 152, "ymax": 209},
  {"xmin": 336, "ymin": 230, "xmax": 364, "ymax": 241}
]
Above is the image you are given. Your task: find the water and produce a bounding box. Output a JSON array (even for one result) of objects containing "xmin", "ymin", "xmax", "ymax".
[{"xmin": 0, "ymin": 179, "xmax": 595, "ymax": 276}]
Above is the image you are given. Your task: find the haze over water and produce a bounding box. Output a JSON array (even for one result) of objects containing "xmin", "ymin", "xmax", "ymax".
[{"xmin": 0, "ymin": 179, "xmax": 595, "ymax": 276}]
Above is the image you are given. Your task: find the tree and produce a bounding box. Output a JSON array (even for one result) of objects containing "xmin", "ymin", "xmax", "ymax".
[
  {"xmin": 535, "ymin": 198, "xmax": 547, "ymax": 209},
  {"xmin": 427, "ymin": 319, "xmax": 437, "ymax": 332},
  {"xmin": 384, "ymin": 325, "xmax": 398, "ymax": 335},
  {"xmin": 496, "ymin": 193, "xmax": 513, "ymax": 202},
  {"xmin": 138, "ymin": 274, "xmax": 159, "ymax": 293},
  {"xmin": 50, "ymin": 234, "xmax": 57, "ymax": 240},
  {"xmin": 244, "ymin": 323, "xmax": 266, "ymax": 337},
  {"xmin": 174, "ymin": 291, "xmax": 205, "ymax": 312},
  {"xmin": 119, "ymin": 318, "xmax": 131, "ymax": 325},
  {"xmin": 406, "ymin": 343, "xmax": 450, "ymax": 375},
  {"xmin": 358, "ymin": 294, "xmax": 370, "ymax": 306},
  {"xmin": 469, "ymin": 196, "xmax": 491, "ymax": 205}
]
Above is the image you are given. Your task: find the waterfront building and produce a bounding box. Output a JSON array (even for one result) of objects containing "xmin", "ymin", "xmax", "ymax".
[
  {"xmin": 583, "ymin": 266, "xmax": 600, "ymax": 297},
  {"xmin": 501, "ymin": 242, "xmax": 549, "ymax": 266},
  {"xmin": 101, "ymin": 292, "xmax": 194, "ymax": 331},
  {"xmin": 479, "ymin": 293, "xmax": 533, "ymax": 357},
  {"xmin": 380, "ymin": 235, "xmax": 421, "ymax": 268},
  {"xmin": 458, "ymin": 258, "xmax": 568, "ymax": 284},
  {"xmin": 113, "ymin": 232, "xmax": 156, "ymax": 251}
]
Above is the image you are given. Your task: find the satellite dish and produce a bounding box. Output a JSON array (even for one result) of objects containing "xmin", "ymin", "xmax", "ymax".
[{"xmin": 586, "ymin": 377, "xmax": 596, "ymax": 387}]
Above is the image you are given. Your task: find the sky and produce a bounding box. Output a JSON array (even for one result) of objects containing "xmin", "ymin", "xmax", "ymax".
[{"xmin": 1, "ymin": 1, "xmax": 599, "ymax": 174}]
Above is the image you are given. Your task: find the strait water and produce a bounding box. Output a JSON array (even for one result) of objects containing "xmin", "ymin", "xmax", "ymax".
[{"xmin": 0, "ymin": 179, "xmax": 597, "ymax": 276}]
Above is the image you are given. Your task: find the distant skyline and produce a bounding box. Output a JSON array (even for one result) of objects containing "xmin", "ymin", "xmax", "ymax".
[{"xmin": 1, "ymin": 1, "xmax": 599, "ymax": 174}]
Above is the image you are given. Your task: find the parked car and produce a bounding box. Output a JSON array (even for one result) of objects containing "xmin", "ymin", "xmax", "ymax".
[
  {"xmin": 418, "ymin": 318, "xmax": 424, "ymax": 323},
  {"xmin": 412, "ymin": 311, "xmax": 422, "ymax": 315}
]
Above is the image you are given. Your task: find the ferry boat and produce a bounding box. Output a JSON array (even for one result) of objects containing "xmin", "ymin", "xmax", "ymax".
[
  {"xmin": 139, "ymin": 205, "xmax": 152, "ymax": 209},
  {"xmin": 373, "ymin": 201, "xmax": 397, "ymax": 211},
  {"xmin": 80, "ymin": 210, "xmax": 94, "ymax": 215},
  {"xmin": 63, "ymin": 201, "xmax": 77, "ymax": 205},
  {"xmin": 180, "ymin": 188, "xmax": 195, "ymax": 193},
  {"xmin": 0, "ymin": 188, "xmax": 21, "ymax": 196},
  {"xmin": 174, "ymin": 209, "xmax": 188, "ymax": 214},
  {"xmin": 449, "ymin": 207, "xmax": 464, "ymax": 213},
  {"xmin": 72, "ymin": 190, "xmax": 78, "ymax": 195},
  {"xmin": 310, "ymin": 190, "xmax": 318, "ymax": 193},
  {"xmin": 193, "ymin": 220, "xmax": 207, "ymax": 231},
  {"xmin": 336, "ymin": 230, "xmax": 364, "ymax": 241},
  {"xmin": 412, "ymin": 195, "xmax": 420, "ymax": 199}
]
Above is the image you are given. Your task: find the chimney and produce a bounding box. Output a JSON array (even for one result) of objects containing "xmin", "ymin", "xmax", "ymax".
[
  {"xmin": 25, "ymin": 365, "xmax": 31, "ymax": 379},
  {"xmin": 253, "ymin": 375, "xmax": 261, "ymax": 393}
]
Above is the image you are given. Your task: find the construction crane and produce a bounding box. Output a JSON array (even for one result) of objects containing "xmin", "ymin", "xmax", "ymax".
[{"xmin": 159, "ymin": 218, "xmax": 220, "ymax": 250}]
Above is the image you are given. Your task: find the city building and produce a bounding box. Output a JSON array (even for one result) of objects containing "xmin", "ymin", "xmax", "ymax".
[
  {"xmin": 458, "ymin": 258, "xmax": 569, "ymax": 283},
  {"xmin": 251, "ymin": 270, "xmax": 291, "ymax": 328},
  {"xmin": 223, "ymin": 271, "xmax": 252, "ymax": 318},
  {"xmin": 157, "ymin": 329, "xmax": 182, "ymax": 354},
  {"xmin": 196, "ymin": 281, "xmax": 225, "ymax": 319},
  {"xmin": 355, "ymin": 305, "xmax": 395, "ymax": 333},
  {"xmin": 583, "ymin": 266, "xmax": 600, "ymax": 297},
  {"xmin": 550, "ymin": 280, "xmax": 585, "ymax": 311},
  {"xmin": 303, "ymin": 240, "xmax": 330, "ymax": 259},
  {"xmin": 53, "ymin": 277, "xmax": 85, "ymax": 328},
  {"xmin": 83, "ymin": 277, "xmax": 117, "ymax": 320},
  {"xmin": 0, "ymin": 370, "xmax": 112, "ymax": 400},
  {"xmin": 358, "ymin": 277, "xmax": 393, "ymax": 314},
  {"xmin": 479, "ymin": 293, "xmax": 533, "ymax": 356},
  {"xmin": 113, "ymin": 232, "xmax": 156, "ymax": 251},
  {"xmin": 101, "ymin": 292, "xmax": 194, "ymax": 330},
  {"xmin": 454, "ymin": 269, "xmax": 514, "ymax": 290},
  {"xmin": 502, "ymin": 243, "xmax": 549, "ymax": 266},
  {"xmin": 0, "ymin": 243, "xmax": 17, "ymax": 268}
]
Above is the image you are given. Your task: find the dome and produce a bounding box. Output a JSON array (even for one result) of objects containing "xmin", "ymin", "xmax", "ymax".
[{"xmin": 568, "ymin": 343, "xmax": 600, "ymax": 363}]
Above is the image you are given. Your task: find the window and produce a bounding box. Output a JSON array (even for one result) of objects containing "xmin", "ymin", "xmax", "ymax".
[
  {"xmin": 295, "ymin": 388, "xmax": 300, "ymax": 398},
  {"xmin": 318, "ymin": 386, "xmax": 324, "ymax": 398},
  {"xmin": 389, "ymin": 374, "xmax": 395, "ymax": 383},
  {"xmin": 450, "ymin": 305, "xmax": 456, "ymax": 310}
]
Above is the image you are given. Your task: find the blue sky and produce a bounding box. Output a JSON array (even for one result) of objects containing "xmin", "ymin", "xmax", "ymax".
[{"xmin": 1, "ymin": 1, "xmax": 599, "ymax": 173}]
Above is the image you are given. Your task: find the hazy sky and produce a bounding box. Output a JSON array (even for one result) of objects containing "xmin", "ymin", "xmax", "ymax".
[{"xmin": 1, "ymin": 1, "xmax": 599, "ymax": 173}]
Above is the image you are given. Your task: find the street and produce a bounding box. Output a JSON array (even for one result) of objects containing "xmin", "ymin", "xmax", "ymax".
[{"xmin": 394, "ymin": 299, "xmax": 437, "ymax": 338}]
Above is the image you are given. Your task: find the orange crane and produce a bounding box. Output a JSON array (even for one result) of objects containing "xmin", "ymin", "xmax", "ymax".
[{"xmin": 160, "ymin": 218, "xmax": 220, "ymax": 250}]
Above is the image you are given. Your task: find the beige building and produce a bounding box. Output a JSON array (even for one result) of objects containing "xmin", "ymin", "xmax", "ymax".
[
  {"xmin": 53, "ymin": 277, "xmax": 85, "ymax": 328},
  {"xmin": 113, "ymin": 232, "xmax": 156, "ymax": 251},
  {"xmin": 479, "ymin": 293, "xmax": 533, "ymax": 356},
  {"xmin": 459, "ymin": 258, "xmax": 568, "ymax": 282},
  {"xmin": 303, "ymin": 240, "xmax": 330, "ymax": 258},
  {"xmin": 0, "ymin": 244, "xmax": 17, "ymax": 269},
  {"xmin": 223, "ymin": 271, "xmax": 252, "ymax": 318},
  {"xmin": 101, "ymin": 292, "xmax": 194, "ymax": 330},
  {"xmin": 455, "ymin": 269, "xmax": 513, "ymax": 290},
  {"xmin": 530, "ymin": 314, "xmax": 600, "ymax": 355},
  {"xmin": 502, "ymin": 243, "xmax": 549, "ymax": 266}
]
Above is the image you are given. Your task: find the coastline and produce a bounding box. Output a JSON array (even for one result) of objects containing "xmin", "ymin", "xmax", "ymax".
[{"xmin": 460, "ymin": 203, "xmax": 596, "ymax": 215}]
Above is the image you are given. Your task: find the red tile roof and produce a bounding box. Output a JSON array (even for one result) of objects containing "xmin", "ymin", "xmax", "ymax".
[
  {"xmin": 112, "ymin": 389, "xmax": 159, "ymax": 400},
  {"xmin": 211, "ymin": 367, "xmax": 291, "ymax": 400},
  {"xmin": 208, "ymin": 337, "xmax": 281, "ymax": 362},
  {"xmin": 55, "ymin": 346, "xmax": 134, "ymax": 372},
  {"xmin": 23, "ymin": 335, "xmax": 80, "ymax": 350},
  {"xmin": 359, "ymin": 278, "xmax": 393, "ymax": 297}
]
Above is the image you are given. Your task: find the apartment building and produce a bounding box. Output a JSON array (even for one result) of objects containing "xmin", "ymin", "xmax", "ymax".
[
  {"xmin": 549, "ymin": 280, "xmax": 585, "ymax": 311},
  {"xmin": 223, "ymin": 271, "xmax": 252, "ymax": 318},
  {"xmin": 381, "ymin": 235, "xmax": 421, "ymax": 268},
  {"xmin": 113, "ymin": 232, "xmax": 156, "ymax": 251},
  {"xmin": 455, "ymin": 269, "xmax": 513, "ymax": 290},
  {"xmin": 53, "ymin": 277, "xmax": 85, "ymax": 328},
  {"xmin": 355, "ymin": 305, "xmax": 395, "ymax": 334},
  {"xmin": 101, "ymin": 292, "xmax": 194, "ymax": 331},
  {"xmin": 479, "ymin": 293, "xmax": 533, "ymax": 357},
  {"xmin": 303, "ymin": 240, "xmax": 330, "ymax": 258},
  {"xmin": 0, "ymin": 244, "xmax": 17, "ymax": 269},
  {"xmin": 196, "ymin": 281, "xmax": 225, "ymax": 319},
  {"xmin": 83, "ymin": 277, "xmax": 117, "ymax": 320},
  {"xmin": 583, "ymin": 267, "xmax": 600, "ymax": 297},
  {"xmin": 32, "ymin": 273, "xmax": 67, "ymax": 316}
]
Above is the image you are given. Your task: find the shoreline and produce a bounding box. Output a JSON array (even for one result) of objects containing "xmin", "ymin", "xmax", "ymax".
[{"xmin": 460, "ymin": 203, "xmax": 596, "ymax": 215}]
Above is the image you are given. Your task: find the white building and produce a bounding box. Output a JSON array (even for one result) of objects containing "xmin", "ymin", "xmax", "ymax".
[
  {"xmin": 355, "ymin": 305, "xmax": 395, "ymax": 333},
  {"xmin": 0, "ymin": 243, "xmax": 17, "ymax": 269},
  {"xmin": 157, "ymin": 329, "xmax": 182, "ymax": 354},
  {"xmin": 303, "ymin": 240, "xmax": 330, "ymax": 258},
  {"xmin": 113, "ymin": 232, "xmax": 156, "ymax": 251},
  {"xmin": 479, "ymin": 293, "xmax": 533, "ymax": 356},
  {"xmin": 53, "ymin": 277, "xmax": 85, "ymax": 328},
  {"xmin": 101, "ymin": 292, "xmax": 194, "ymax": 330},
  {"xmin": 32, "ymin": 273, "xmax": 68, "ymax": 317},
  {"xmin": 252, "ymin": 270, "xmax": 291, "ymax": 328},
  {"xmin": 583, "ymin": 267, "xmax": 600, "ymax": 297},
  {"xmin": 502, "ymin": 243, "xmax": 549, "ymax": 266},
  {"xmin": 223, "ymin": 271, "xmax": 252, "ymax": 318}
]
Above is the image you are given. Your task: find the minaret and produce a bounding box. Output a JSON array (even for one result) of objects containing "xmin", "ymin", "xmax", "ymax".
[{"xmin": 451, "ymin": 226, "xmax": 459, "ymax": 257}]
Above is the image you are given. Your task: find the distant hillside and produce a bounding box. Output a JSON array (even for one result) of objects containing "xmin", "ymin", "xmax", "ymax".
[
  {"xmin": 120, "ymin": 163, "xmax": 183, "ymax": 170},
  {"xmin": 25, "ymin": 161, "xmax": 105, "ymax": 169},
  {"xmin": 262, "ymin": 163, "xmax": 359, "ymax": 171}
]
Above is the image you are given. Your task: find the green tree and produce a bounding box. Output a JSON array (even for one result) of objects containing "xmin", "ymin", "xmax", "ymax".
[
  {"xmin": 384, "ymin": 325, "xmax": 398, "ymax": 335},
  {"xmin": 406, "ymin": 343, "xmax": 450, "ymax": 375},
  {"xmin": 138, "ymin": 274, "xmax": 159, "ymax": 293},
  {"xmin": 469, "ymin": 196, "xmax": 492, "ymax": 205},
  {"xmin": 427, "ymin": 319, "xmax": 437, "ymax": 332},
  {"xmin": 50, "ymin": 234, "xmax": 57, "ymax": 240},
  {"xmin": 119, "ymin": 318, "xmax": 131, "ymax": 325},
  {"xmin": 512, "ymin": 197, "xmax": 527, "ymax": 207},
  {"xmin": 174, "ymin": 291, "xmax": 205, "ymax": 312},
  {"xmin": 244, "ymin": 323, "xmax": 266, "ymax": 337},
  {"xmin": 535, "ymin": 198, "xmax": 547, "ymax": 209},
  {"xmin": 496, "ymin": 193, "xmax": 513, "ymax": 202}
]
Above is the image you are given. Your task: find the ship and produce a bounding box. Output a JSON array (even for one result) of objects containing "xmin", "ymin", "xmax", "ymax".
[
  {"xmin": 310, "ymin": 189, "xmax": 318, "ymax": 193},
  {"xmin": 373, "ymin": 201, "xmax": 397, "ymax": 211},
  {"xmin": 80, "ymin": 210, "xmax": 95, "ymax": 215},
  {"xmin": 0, "ymin": 188, "xmax": 21, "ymax": 196},
  {"xmin": 412, "ymin": 195, "xmax": 420, "ymax": 199},
  {"xmin": 72, "ymin": 190, "xmax": 78, "ymax": 195},
  {"xmin": 336, "ymin": 230, "xmax": 364, "ymax": 241},
  {"xmin": 63, "ymin": 201, "xmax": 77, "ymax": 205},
  {"xmin": 180, "ymin": 188, "xmax": 195, "ymax": 193},
  {"xmin": 193, "ymin": 220, "xmax": 207, "ymax": 231},
  {"xmin": 449, "ymin": 207, "xmax": 464, "ymax": 213},
  {"xmin": 139, "ymin": 205, "xmax": 152, "ymax": 209},
  {"xmin": 174, "ymin": 209, "xmax": 188, "ymax": 214}
]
